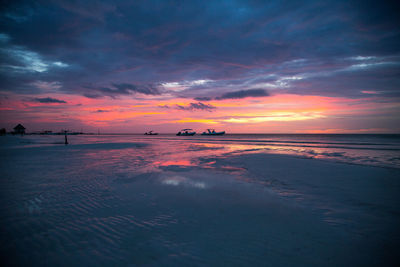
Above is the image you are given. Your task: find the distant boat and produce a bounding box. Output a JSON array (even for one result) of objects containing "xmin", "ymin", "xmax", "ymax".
[
  {"xmin": 201, "ymin": 129, "xmax": 225, "ymax": 136},
  {"xmin": 201, "ymin": 129, "xmax": 225, "ymax": 135},
  {"xmin": 176, "ymin": 129, "xmax": 196, "ymax": 136},
  {"xmin": 144, "ymin": 130, "xmax": 158, "ymax": 135}
]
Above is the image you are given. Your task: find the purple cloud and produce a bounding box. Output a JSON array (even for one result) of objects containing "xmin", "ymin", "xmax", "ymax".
[
  {"xmin": 215, "ymin": 89, "xmax": 269, "ymax": 100},
  {"xmin": 33, "ymin": 97, "xmax": 67, "ymax": 103},
  {"xmin": 175, "ymin": 102, "xmax": 216, "ymax": 112}
]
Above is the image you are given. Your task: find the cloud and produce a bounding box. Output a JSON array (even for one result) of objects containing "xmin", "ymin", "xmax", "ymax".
[
  {"xmin": 83, "ymin": 82, "xmax": 160, "ymax": 98},
  {"xmin": 175, "ymin": 102, "xmax": 216, "ymax": 112},
  {"xmin": 161, "ymin": 80, "xmax": 213, "ymax": 92},
  {"xmin": 83, "ymin": 93, "xmax": 102, "ymax": 99},
  {"xmin": 194, "ymin": 96, "xmax": 212, "ymax": 101},
  {"xmin": 112, "ymin": 83, "xmax": 160, "ymax": 95},
  {"xmin": 215, "ymin": 89, "xmax": 269, "ymax": 100},
  {"xmin": 158, "ymin": 104, "xmax": 170, "ymax": 108},
  {"xmin": 33, "ymin": 97, "xmax": 67, "ymax": 103},
  {"xmin": 0, "ymin": 0, "xmax": 399, "ymax": 101},
  {"xmin": 32, "ymin": 81, "xmax": 62, "ymax": 91},
  {"xmin": 0, "ymin": 33, "xmax": 11, "ymax": 42},
  {"xmin": 0, "ymin": 38, "xmax": 69, "ymax": 74}
]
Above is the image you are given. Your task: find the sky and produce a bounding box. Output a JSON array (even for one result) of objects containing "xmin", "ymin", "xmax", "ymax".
[{"xmin": 0, "ymin": 0, "xmax": 399, "ymax": 133}]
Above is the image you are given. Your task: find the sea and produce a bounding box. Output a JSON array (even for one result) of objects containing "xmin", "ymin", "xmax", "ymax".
[
  {"xmin": 0, "ymin": 134, "xmax": 399, "ymax": 266},
  {"xmin": 144, "ymin": 133, "xmax": 400, "ymax": 169},
  {"xmin": 10, "ymin": 133, "xmax": 400, "ymax": 169}
]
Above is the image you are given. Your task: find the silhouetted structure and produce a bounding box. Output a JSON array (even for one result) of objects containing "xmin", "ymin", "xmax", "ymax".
[
  {"xmin": 176, "ymin": 129, "xmax": 196, "ymax": 136},
  {"xmin": 13, "ymin": 124, "xmax": 25, "ymax": 135},
  {"xmin": 64, "ymin": 130, "xmax": 68, "ymax": 145},
  {"xmin": 144, "ymin": 130, "xmax": 158, "ymax": 135},
  {"xmin": 0, "ymin": 128, "xmax": 6, "ymax": 135}
]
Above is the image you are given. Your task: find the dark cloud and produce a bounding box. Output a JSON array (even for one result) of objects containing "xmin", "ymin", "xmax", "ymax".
[
  {"xmin": 194, "ymin": 96, "xmax": 212, "ymax": 101},
  {"xmin": 215, "ymin": 89, "xmax": 269, "ymax": 100},
  {"xmin": 158, "ymin": 104, "xmax": 170, "ymax": 108},
  {"xmin": 33, "ymin": 97, "xmax": 67, "ymax": 103},
  {"xmin": 0, "ymin": 0, "xmax": 398, "ymax": 100},
  {"xmin": 82, "ymin": 82, "xmax": 160, "ymax": 98},
  {"xmin": 112, "ymin": 83, "xmax": 160, "ymax": 95},
  {"xmin": 83, "ymin": 93, "xmax": 102, "ymax": 99},
  {"xmin": 96, "ymin": 109, "xmax": 109, "ymax": 112},
  {"xmin": 176, "ymin": 102, "xmax": 216, "ymax": 112}
]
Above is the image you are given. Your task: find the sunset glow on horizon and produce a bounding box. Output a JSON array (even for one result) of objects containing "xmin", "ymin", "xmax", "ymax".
[{"xmin": 1, "ymin": 1, "xmax": 399, "ymax": 134}]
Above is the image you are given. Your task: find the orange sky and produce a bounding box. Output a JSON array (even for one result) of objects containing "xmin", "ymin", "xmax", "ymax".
[{"xmin": 1, "ymin": 91, "xmax": 399, "ymax": 133}]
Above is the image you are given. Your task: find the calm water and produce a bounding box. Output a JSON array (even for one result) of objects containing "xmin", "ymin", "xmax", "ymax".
[
  {"xmin": 137, "ymin": 133, "xmax": 400, "ymax": 169},
  {"xmin": 1, "ymin": 134, "xmax": 399, "ymax": 266},
  {"xmin": 12, "ymin": 133, "xmax": 400, "ymax": 169}
]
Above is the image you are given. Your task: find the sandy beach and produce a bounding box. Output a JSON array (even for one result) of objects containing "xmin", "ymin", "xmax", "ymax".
[{"xmin": 0, "ymin": 134, "xmax": 399, "ymax": 266}]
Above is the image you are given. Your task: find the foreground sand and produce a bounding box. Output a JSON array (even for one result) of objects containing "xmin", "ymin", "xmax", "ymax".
[{"xmin": 1, "ymin": 137, "xmax": 399, "ymax": 266}]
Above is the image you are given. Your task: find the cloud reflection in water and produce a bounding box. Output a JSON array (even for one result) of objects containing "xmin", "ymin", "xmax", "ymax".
[{"xmin": 161, "ymin": 175, "xmax": 207, "ymax": 189}]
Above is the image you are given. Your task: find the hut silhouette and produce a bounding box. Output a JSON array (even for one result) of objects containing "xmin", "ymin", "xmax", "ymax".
[{"xmin": 13, "ymin": 124, "xmax": 26, "ymax": 135}]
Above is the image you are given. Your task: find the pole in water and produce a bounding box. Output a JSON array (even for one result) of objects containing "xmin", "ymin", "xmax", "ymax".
[{"xmin": 64, "ymin": 131, "xmax": 68, "ymax": 145}]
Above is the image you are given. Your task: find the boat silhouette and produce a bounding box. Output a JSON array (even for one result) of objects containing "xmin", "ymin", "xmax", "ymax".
[
  {"xmin": 176, "ymin": 129, "xmax": 196, "ymax": 136},
  {"xmin": 201, "ymin": 129, "xmax": 225, "ymax": 135},
  {"xmin": 144, "ymin": 130, "xmax": 158, "ymax": 135}
]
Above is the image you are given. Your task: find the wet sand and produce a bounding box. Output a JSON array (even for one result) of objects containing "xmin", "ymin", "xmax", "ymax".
[{"xmin": 0, "ymin": 135, "xmax": 399, "ymax": 266}]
